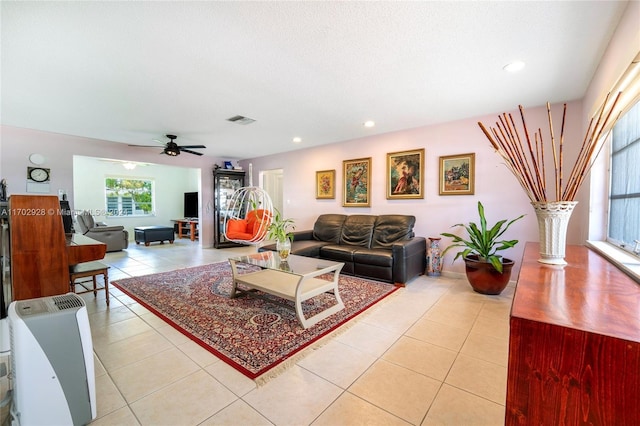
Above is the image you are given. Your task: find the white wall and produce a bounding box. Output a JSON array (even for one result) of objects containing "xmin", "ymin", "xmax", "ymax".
[
  {"xmin": 585, "ymin": 0, "xmax": 640, "ymax": 241},
  {"xmin": 72, "ymin": 156, "xmax": 199, "ymax": 238},
  {"xmin": 0, "ymin": 126, "xmax": 224, "ymax": 247},
  {"xmin": 243, "ymin": 100, "xmax": 585, "ymax": 276}
]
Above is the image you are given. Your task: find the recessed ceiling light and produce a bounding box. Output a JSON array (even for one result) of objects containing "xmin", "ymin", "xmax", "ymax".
[
  {"xmin": 292, "ymin": 137, "xmax": 302, "ymax": 143},
  {"xmin": 364, "ymin": 120, "xmax": 375, "ymax": 128},
  {"xmin": 503, "ymin": 61, "xmax": 526, "ymax": 73}
]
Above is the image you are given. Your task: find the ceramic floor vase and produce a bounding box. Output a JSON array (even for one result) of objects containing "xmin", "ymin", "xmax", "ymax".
[{"xmin": 427, "ymin": 237, "xmax": 442, "ymax": 276}]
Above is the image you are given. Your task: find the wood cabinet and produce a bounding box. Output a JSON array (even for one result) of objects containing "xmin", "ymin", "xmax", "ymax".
[
  {"xmin": 213, "ymin": 169, "xmax": 245, "ymax": 248},
  {"xmin": 507, "ymin": 242, "xmax": 640, "ymax": 425}
]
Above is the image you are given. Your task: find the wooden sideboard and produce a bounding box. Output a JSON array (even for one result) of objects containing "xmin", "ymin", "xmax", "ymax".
[
  {"xmin": 9, "ymin": 195, "xmax": 106, "ymax": 300},
  {"xmin": 507, "ymin": 242, "xmax": 640, "ymax": 425}
]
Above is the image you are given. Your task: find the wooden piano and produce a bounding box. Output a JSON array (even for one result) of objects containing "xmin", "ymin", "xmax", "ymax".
[{"xmin": 9, "ymin": 195, "xmax": 106, "ymax": 301}]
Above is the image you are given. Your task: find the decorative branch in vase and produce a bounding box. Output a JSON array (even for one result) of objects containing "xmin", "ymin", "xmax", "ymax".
[{"xmin": 477, "ymin": 92, "xmax": 623, "ymax": 265}]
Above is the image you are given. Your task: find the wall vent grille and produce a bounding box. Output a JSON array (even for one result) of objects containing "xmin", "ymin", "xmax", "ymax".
[{"xmin": 226, "ymin": 115, "xmax": 256, "ymax": 125}]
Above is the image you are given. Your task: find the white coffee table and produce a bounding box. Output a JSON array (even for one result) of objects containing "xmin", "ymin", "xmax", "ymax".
[{"xmin": 228, "ymin": 252, "xmax": 345, "ymax": 329}]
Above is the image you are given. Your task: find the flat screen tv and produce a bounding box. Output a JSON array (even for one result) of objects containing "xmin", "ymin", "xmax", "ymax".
[{"xmin": 184, "ymin": 192, "xmax": 198, "ymax": 219}]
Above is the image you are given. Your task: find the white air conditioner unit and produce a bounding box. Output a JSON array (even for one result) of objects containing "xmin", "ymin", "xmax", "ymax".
[{"xmin": 8, "ymin": 293, "xmax": 96, "ymax": 426}]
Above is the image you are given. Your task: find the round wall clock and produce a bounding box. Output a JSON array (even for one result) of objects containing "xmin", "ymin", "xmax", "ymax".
[{"xmin": 28, "ymin": 167, "xmax": 50, "ymax": 182}]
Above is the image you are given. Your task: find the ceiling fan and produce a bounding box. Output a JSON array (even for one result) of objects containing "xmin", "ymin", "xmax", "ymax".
[{"xmin": 128, "ymin": 134, "xmax": 206, "ymax": 156}]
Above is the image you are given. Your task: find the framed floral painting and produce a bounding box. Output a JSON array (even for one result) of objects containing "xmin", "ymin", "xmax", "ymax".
[
  {"xmin": 343, "ymin": 157, "xmax": 371, "ymax": 207},
  {"xmin": 387, "ymin": 148, "xmax": 425, "ymax": 199},
  {"xmin": 315, "ymin": 169, "xmax": 335, "ymax": 199},
  {"xmin": 439, "ymin": 153, "xmax": 475, "ymax": 195}
]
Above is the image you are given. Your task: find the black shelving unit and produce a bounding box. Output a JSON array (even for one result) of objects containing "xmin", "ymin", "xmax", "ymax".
[{"xmin": 213, "ymin": 169, "xmax": 245, "ymax": 248}]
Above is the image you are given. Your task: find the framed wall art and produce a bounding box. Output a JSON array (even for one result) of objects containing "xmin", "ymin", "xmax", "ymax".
[
  {"xmin": 439, "ymin": 153, "xmax": 475, "ymax": 195},
  {"xmin": 315, "ymin": 169, "xmax": 335, "ymax": 199},
  {"xmin": 386, "ymin": 148, "xmax": 424, "ymax": 199},
  {"xmin": 343, "ymin": 157, "xmax": 371, "ymax": 207}
]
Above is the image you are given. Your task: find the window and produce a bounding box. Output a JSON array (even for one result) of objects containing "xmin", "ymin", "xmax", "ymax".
[
  {"xmin": 608, "ymin": 99, "xmax": 640, "ymax": 254},
  {"xmin": 105, "ymin": 177, "xmax": 154, "ymax": 216}
]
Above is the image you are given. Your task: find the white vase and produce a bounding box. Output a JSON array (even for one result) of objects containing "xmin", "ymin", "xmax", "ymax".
[{"xmin": 532, "ymin": 201, "xmax": 578, "ymax": 265}]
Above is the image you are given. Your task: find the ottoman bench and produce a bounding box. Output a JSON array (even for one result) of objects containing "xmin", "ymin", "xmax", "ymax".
[{"xmin": 134, "ymin": 226, "xmax": 175, "ymax": 246}]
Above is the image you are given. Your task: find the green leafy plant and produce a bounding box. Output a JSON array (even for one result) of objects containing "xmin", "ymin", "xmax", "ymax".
[
  {"xmin": 441, "ymin": 201, "xmax": 524, "ymax": 273},
  {"xmin": 267, "ymin": 209, "xmax": 295, "ymax": 242}
]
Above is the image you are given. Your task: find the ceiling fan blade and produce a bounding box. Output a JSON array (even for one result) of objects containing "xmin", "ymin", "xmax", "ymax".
[
  {"xmin": 128, "ymin": 144, "xmax": 162, "ymax": 148},
  {"xmin": 178, "ymin": 145, "xmax": 206, "ymax": 149},
  {"xmin": 180, "ymin": 148, "xmax": 204, "ymax": 156}
]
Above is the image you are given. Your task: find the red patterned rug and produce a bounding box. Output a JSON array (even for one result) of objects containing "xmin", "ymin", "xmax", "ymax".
[{"xmin": 112, "ymin": 262, "xmax": 399, "ymax": 381}]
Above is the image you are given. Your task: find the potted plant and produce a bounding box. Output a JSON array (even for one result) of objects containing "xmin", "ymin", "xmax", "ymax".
[
  {"xmin": 441, "ymin": 201, "xmax": 524, "ymax": 295},
  {"xmin": 267, "ymin": 209, "xmax": 295, "ymax": 259}
]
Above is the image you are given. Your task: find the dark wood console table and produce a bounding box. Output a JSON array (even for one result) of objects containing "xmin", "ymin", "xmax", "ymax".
[{"xmin": 507, "ymin": 242, "xmax": 640, "ymax": 425}]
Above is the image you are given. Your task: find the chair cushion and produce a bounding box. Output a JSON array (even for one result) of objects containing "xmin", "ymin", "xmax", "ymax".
[
  {"xmin": 227, "ymin": 210, "xmax": 273, "ymax": 241},
  {"xmin": 226, "ymin": 219, "xmax": 249, "ymax": 239},
  {"xmin": 247, "ymin": 209, "xmax": 272, "ymax": 240}
]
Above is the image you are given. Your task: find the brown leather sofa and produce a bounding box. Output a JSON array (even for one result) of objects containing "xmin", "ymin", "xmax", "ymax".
[{"xmin": 261, "ymin": 214, "xmax": 426, "ymax": 285}]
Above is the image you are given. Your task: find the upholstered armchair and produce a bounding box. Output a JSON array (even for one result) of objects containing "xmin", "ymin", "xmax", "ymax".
[{"xmin": 76, "ymin": 211, "xmax": 129, "ymax": 252}]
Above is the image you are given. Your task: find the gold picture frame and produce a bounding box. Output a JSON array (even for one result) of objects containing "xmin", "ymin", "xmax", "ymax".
[
  {"xmin": 439, "ymin": 153, "xmax": 475, "ymax": 195},
  {"xmin": 315, "ymin": 169, "xmax": 335, "ymax": 199},
  {"xmin": 386, "ymin": 148, "xmax": 425, "ymax": 199},
  {"xmin": 343, "ymin": 157, "xmax": 371, "ymax": 207}
]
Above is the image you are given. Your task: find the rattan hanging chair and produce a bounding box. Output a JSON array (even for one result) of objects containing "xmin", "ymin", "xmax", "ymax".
[{"xmin": 223, "ymin": 186, "xmax": 273, "ymax": 245}]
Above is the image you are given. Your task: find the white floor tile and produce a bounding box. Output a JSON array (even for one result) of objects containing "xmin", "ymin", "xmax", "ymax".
[{"xmin": 79, "ymin": 242, "xmax": 514, "ymax": 425}]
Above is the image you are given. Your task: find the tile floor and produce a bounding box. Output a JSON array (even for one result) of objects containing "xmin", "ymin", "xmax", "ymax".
[{"xmin": 6, "ymin": 239, "xmax": 515, "ymax": 425}]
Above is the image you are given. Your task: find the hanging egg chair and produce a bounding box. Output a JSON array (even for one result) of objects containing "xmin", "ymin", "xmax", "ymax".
[{"xmin": 224, "ymin": 185, "xmax": 273, "ymax": 245}]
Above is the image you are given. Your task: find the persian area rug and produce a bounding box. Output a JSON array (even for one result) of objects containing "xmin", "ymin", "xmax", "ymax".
[{"xmin": 112, "ymin": 262, "xmax": 399, "ymax": 381}]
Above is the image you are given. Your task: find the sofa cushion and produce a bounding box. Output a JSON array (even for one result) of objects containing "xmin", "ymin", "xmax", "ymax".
[
  {"xmin": 353, "ymin": 248, "xmax": 393, "ymax": 267},
  {"xmin": 313, "ymin": 214, "xmax": 347, "ymax": 243},
  {"xmin": 339, "ymin": 215, "xmax": 377, "ymax": 248},
  {"xmin": 371, "ymin": 215, "xmax": 416, "ymax": 248},
  {"xmin": 320, "ymin": 244, "xmax": 360, "ymax": 262},
  {"xmin": 290, "ymin": 240, "xmax": 331, "ymax": 257}
]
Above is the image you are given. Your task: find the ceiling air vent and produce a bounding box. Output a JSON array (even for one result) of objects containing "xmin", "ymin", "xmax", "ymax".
[{"xmin": 226, "ymin": 115, "xmax": 256, "ymax": 125}]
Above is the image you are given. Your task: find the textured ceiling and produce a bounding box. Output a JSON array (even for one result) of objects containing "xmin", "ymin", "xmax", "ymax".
[{"xmin": 0, "ymin": 1, "xmax": 628, "ymax": 159}]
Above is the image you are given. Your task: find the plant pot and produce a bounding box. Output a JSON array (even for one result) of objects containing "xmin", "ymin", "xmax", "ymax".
[
  {"xmin": 276, "ymin": 238, "xmax": 291, "ymax": 260},
  {"xmin": 463, "ymin": 254, "xmax": 514, "ymax": 295}
]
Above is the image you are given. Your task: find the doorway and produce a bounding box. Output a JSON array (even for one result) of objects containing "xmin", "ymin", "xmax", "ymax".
[{"xmin": 260, "ymin": 169, "xmax": 283, "ymax": 214}]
